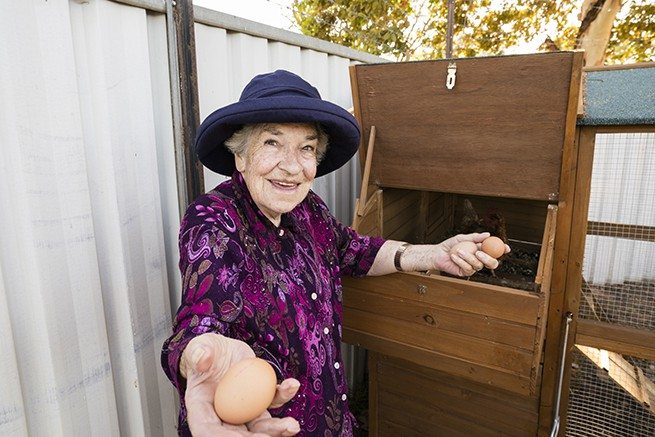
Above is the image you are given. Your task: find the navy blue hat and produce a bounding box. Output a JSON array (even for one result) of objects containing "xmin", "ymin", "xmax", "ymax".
[{"xmin": 195, "ymin": 70, "xmax": 361, "ymax": 177}]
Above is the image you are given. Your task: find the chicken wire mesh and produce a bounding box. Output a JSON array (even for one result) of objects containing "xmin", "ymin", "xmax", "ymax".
[
  {"xmin": 568, "ymin": 349, "xmax": 655, "ymax": 436},
  {"xmin": 568, "ymin": 132, "xmax": 655, "ymax": 436}
]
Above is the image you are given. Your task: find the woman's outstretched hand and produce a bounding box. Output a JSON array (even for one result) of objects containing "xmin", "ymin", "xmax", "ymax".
[
  {"xmin": 181, "ymin": 333, "xmax": 301, "ymax": 437},
  {"xmin": 437, "ymin": 232, "xmax": 511, "ymax": 276}
]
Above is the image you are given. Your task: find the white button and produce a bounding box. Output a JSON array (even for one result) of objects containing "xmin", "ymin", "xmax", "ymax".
[
  {"xmin": 323, "ymin": 327, "xmax": 329, "ymax": 334},
  {"xmin": 311, "ymin": 293, "xmax": 317, "ymax": 300},
  {"xmin": 334, "ymin": 362, "xmax": 340, "ymax": 369},
  {"xmin": 341, "ymin": 394, "xmax": 347, "ymax": 401},
  {"xmin": 278, "ymin": 229, "xmax": 284, "ymax": 236}
]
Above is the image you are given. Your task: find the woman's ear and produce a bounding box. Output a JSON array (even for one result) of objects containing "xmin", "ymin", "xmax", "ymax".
[{"xmin": 234, "ymin": 153, "xmax": 246, "ymax": 172}]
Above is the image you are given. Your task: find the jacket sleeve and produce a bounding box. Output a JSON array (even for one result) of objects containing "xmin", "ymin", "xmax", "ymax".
[{"xmin": 160, "ymin": 204, "xmax": 246, "ymax": 394}]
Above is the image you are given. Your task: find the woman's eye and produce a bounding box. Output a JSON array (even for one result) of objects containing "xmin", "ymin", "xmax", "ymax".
[
  {"xmin": 303, "ymin": 145, "xmax": 316, "ymax": 153},
  {"xmin": 264, "ymin": 139, "xmax": 278, "ymax": 146}
]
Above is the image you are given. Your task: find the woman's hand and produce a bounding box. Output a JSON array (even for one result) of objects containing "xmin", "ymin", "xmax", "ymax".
[
  {"xmin": 181, "ymin": 333, "xmax": 301, "ymax": 437},
  {"xmin": 436, "ymin": 232, "xmax": 511, "ymax": 276}
]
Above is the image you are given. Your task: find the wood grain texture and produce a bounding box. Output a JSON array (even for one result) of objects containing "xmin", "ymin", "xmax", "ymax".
[
  {"xmin": 345, "ymin": 327, "xmax": 533, "ymax": 395},
  {"xmin": 368, "ymin": 352, "xmax": 379, "ymax": 437},
  {"xmin": 353, "ymin": 189, "xmax": 383, "ymax": 236},
  {"xmin": 347, "ymin": 52, "xmax": 586, "ymax": 436},
  {"xmin": 345, "ymin": 306, "xmax": 534, "ymax": 375},
  {"xmin": 343, "ymin": 274, "xmax": 543, "ymax": 397},
  {"xmin": 576, "ymin": 319, "xmax": 655, "ymax": 361},
  {"xmin": 345, "ymin": 287, "xmax": 537, "ymax": 350},
  {"xmin": 343, "ymin": 273, "xmax": 541, "ymax": 325},
  {"xmin": 371, "ymin": 355, "xmax": 539, "ymax": 436},
  {"xmin": 537, "ymin": 51, "xmax": 585, "ymax": 436},
  {"xmin": 352, "ymin": 53, "xmax": 576, "ymax": 200}
]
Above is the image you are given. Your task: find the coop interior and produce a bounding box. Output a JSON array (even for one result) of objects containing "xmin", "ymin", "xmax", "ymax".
[{"xmin": 378, "ymin": 188, "xmax": 554, "ymax": 291}]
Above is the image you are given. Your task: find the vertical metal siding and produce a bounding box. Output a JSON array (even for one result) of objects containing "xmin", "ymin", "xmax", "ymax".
[
  {"xmin": 583, "ymin": 133, "xmax": 655, "ymax": 284},
  {"xmin": 1, "ymin": 1, "xmax": 378, "ymax": 435},
  {"xmin": 1, "ymin": 0, "xmax": 176, "ymax": 435}
]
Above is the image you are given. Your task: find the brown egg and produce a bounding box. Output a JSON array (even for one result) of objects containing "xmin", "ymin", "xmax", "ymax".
[
  {"xmin": 449, "ymin": 241, "xmax": 478, "ymax": 257},
  {"xmin": 214, "ymin": 357, "xmax": 277, "ymax": 425},
  {"xmin": 481, "ymin": 236, "xmax": 505, "ymax": 259}
]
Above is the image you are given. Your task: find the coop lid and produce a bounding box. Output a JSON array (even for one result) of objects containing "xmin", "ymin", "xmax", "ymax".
[{"xmin": 350, "ymin": 52, "xmax": 582, "ymax": 201}]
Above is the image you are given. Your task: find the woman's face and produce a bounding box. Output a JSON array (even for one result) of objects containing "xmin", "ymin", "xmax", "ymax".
[{"xmin": 235, "ymin": 123, "xmax": 319, "ymax": 226}]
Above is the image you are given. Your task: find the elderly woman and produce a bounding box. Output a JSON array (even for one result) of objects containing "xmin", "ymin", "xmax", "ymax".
[{"xmin": 161, "ymin": 70, "xmax": 507, "ymax": 437}]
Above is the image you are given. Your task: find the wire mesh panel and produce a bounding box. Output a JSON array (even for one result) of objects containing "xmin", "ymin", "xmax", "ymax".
[
  {"xmin": 568, "ymin": 349, "xmax": 655, "ymax": 436},
  {"xmin": 568, "ymin": 132, "xmax": 655, "ymax": 436}
]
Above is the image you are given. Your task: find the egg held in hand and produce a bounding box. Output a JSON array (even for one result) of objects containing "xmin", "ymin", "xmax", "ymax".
[
  {"xmin": 481, "ymin": 236, "xmax": 505, "ymax": 259},
  {"xmin": 214, "ymin": 357, "xmax": 277, "ymax": 425}
]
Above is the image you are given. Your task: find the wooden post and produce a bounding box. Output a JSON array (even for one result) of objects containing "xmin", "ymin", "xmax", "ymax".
[
  {"xmin": 537, "ymin": 51, "xmax": 586, "ymax": 436},
  {"xmin": 166, "ymin": 0, "xmax": 204, "ymax": 216},
  {"xmin": 352, "ymin": 126, "xmax": 376, "ymax": 229}
]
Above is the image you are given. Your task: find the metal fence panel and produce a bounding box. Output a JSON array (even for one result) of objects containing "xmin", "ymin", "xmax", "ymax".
[{"xmin": 0, "ymin": 1, "xmax": 380, "ymax": 435}]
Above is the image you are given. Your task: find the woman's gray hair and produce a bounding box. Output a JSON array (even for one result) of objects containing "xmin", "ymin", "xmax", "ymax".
[{"xmin": 224, "ymin": 123, "xmax": 329, "ymax": 163}]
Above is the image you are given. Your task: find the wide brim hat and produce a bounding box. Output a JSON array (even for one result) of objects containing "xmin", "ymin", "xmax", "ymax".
[{"xmin": 195, "ymin": 70, "xmax": 361, "ymax": 177}]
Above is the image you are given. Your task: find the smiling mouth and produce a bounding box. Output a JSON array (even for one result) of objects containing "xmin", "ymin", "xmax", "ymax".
[{"xmin": 269, "ymin": 180, "xmax": 300, "ymax": 190}]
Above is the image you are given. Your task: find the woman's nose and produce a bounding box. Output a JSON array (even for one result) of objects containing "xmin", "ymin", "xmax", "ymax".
[{"xmin": 278, "ymin": 148, "xmax": 302, "ymax": 173}]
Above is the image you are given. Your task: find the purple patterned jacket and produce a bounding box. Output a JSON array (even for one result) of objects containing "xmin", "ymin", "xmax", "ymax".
[{"xmin": 161, "ymin": 171, "xmax": 385, "ymax": 436}]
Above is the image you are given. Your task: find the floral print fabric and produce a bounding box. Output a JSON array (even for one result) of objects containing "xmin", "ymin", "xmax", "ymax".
[{"xmin": 161, "ymin": 171, "xmax": 385, "ymax": 436}]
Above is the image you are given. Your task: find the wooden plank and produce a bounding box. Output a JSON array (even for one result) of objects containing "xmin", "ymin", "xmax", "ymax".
[
  {"xmin": 417, "ymin": 191, "xmax": 430, "ymax": 242},
  {"xmin": 382, "ymin": 190, "xmax": 421, "ymax": 241},
  {"xmin": 380, "ymin": 355, "xmax": 540, "ymax": 414},
  {"xmin": 530, "ymin": 205, "xmax": 558, "ymax": 394},
  {"xmin": 349, "ymin": 65, "xmax": 365, "ymax": 169},
  {"xmin": 343, "ymin": 273, "xmax": 541, "ymax": 325},
  {"xmin": 344, "ymin": 287, "xmax": 537, "ymax": 350},
  {"xmin": 576, "ymin": 319, "xmax": 655, "ymax": 361},
  {"xmin": 426, "ymin": 192, "xmax": 455, "ymax": 242},
  {"xmin": 537, "ymin": 51, "xmax": 587, "ymax": 434},
  {"xmin": 576, "ymin": 345, "xmax": 655, "ymax": 415},
  {"xmin": 383, "ymin": 189, "xmax": 420, "ymax": 223},
  {"xmin": 344, "ymin": 327, "xmax": 534, "ymax": 396},
  {"xmin": 354, "ymin": 189, "xmax": 383, "ymax": 237},
  {"xmin": 378, "ymin": 362, "xmax": 538, "ymax": 435},
  {"xmin": 345, "ymin": 307, "xmax": 534, "ymax": 375},
  {"xmin": 388, "ymin": 216, "xmax": 418, "ymax": 243},
  {"xmin": 379, "ymin": 391, "xmax": 499, "ymax": 437},
  {"xmin": 379, "ymin": 405, "xmax": 474, "ymax": 437},
  {"xmin": 637, "ymin": 367, "xmax": 655, "ymax": 411},
  {"xmin": 379, "ymin": 419, "xmax": 458, "ymax": 437},
  {"xmin": 535, "ymin": 205, "xmax": 558, "ymax": 285},
  {"xmin": 587, "ymin": 221, "xmax": 655, "ymax": 243},
  {"xmin": 353, "ymin": 53, "xmax": 577, "ymax": 200},
  {"xmin": 356, "ymin": 126, "xmax": 376, "ymax": 217},
  {"xmin": 369, "ymin": 352, "xmax": 379, "ymax": 437}
]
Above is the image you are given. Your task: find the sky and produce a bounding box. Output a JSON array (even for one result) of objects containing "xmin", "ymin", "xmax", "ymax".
[{"xmin": 192, "ymin": 0, "xmax": 299, "ymax": 32}]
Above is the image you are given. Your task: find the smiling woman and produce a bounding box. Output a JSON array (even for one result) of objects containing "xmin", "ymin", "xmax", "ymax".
[
  {"xmin": 232, "ymin": 123, "xmax": 324, "ymax": 226},
  {"xmin": 160, "ymin": 69, "xmax": 507, "ymax": 437}
]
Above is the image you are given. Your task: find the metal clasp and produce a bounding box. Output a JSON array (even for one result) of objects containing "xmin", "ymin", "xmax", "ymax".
[{"xmin": 446, "ymin": 62, "xmax": 457, "ymax": 90}]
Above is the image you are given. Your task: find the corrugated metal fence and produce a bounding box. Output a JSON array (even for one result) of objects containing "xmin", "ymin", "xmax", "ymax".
[{"xmin": 0, "ymin": 1, "xmax": 382, "ymax": 435}]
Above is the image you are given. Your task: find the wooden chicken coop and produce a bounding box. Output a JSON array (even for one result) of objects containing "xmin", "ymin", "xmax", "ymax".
[{"xmin": 343, "ymin": 51, "xmax": 590, "ymax": 436}]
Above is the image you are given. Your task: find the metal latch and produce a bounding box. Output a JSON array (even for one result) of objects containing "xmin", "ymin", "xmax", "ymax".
[{"xmin": 446, "ymin": 62, "xmax": 457, "ymax": 90}]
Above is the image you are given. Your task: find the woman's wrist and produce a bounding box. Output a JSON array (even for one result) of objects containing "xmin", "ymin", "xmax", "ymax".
[
  {"xmin": 394, "ymin": 243, "xmax": 411, "ymax": 271},
  {"xmin": 395, "ymin": 243, "xmax": 438, "ymax": 273}
]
